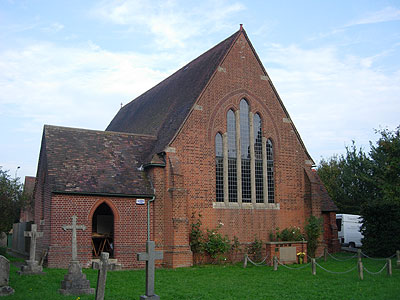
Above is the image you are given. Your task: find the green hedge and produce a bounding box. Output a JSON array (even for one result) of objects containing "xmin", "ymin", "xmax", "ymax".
[{"xmin": 361, "ymin": 201, "xmax": 400, "ymax": 257}]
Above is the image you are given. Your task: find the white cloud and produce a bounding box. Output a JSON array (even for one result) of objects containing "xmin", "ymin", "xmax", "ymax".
[
  {"xmin": 0, "ymin": 41, "xmax": 172, "ymax": 134},
  {"xmin": 92, "ymin": 0, "xmax": 245, "ymax": 48},
  {"xmin": 262, "ymin": 44, "xmax": 400, "ymax": 160},
  {"xmin": 42, "ymin": 22, "xmax": 64, "ymax": 33},
  {"xmin": 346, "ymin": 6, "xmax": 400, "ymax": 26}
]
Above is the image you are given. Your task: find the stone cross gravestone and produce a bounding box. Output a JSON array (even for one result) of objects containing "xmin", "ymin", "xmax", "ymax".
[
  {"xmin": 59, "ymin": 215, "xmax": 94, "ymax": 295},
  {"xmin": 93, "ymin": 252, "xmax": 117, "ymax": 300},
  {"xmin": 137, "ymin": 241, "xmax": 163, "ymax": 300},
  {"xmin": 62, "ymin": 215, "xmax": 86, "ymax": 261},
  {"xmin": 0, "ymin": 255, "xmax": 14, "ymax": 296},
  {"xmin": 19, "ymin": 224, "xmax": 44, "ymax": 275}
]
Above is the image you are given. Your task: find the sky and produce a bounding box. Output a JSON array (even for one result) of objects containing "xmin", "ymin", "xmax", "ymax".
[{"xmin": 1, "ymin": 0, "xmax": 399, "ymax": 182}]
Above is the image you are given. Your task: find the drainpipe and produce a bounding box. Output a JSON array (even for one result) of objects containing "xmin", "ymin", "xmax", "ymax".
[
  {"xmin": 147, "ymin": 173, "xmax": 156, "ymax": 242},
  {"xmin": 147, "ymin": 193, "xmax": 155, "ymax": 241}
]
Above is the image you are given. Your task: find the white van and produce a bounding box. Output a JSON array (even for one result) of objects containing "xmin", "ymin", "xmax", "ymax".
[{"xmin": 336, "ymin": 214, "xmax": 363, "ymax": 248}]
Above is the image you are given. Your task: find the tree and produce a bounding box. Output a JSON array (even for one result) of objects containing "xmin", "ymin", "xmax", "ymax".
[
  {"xmin": 318, "ymin": 126, "xmax": 400, "ymax": 256},
  {"xmin": 360, "ymin": 126, "xmax": 400, "ymax": 256},
  {"xmin": 369, "ymin": 126, "xmax": 400, "ymax": 204},
  {"xmin": 0, "ymin": 168, "xmax": 24, "ymax": 233},
  {"xmin": 317, "ymin": 142, "xmax": 374, "ymax": 214}
]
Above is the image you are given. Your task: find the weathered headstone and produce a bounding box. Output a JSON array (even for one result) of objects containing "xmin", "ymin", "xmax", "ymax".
[
  {"xmin": 0, "ymin": 256, "xmax": 14, "ymax": 296},
  {"xmin": 19, "ymin": 224, "xmax": 44, "ymax": 275},
  {"xmin": 93, "ymin": 252, "xmax": 117, "ymax": 300},
  {"xmin": 137, "ymin": 241, "xmax": 163, "ymax": 300},
  {"xmin": 59, "ymin": 215, "xmax": 94, "ymax": 295},
  {"xmin": 0, "ymin": 232, "xmax": 7, "ymax": 248}
]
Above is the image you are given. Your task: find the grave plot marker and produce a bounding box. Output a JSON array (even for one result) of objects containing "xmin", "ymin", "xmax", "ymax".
[
  {"xmin": 93, "ymin": 252, "xmax": 117, "ymax": 300},
  {"xmin": 137, "ymin": 241, "xmax": 163, "ymax": 300},
  {"xmin": 19, "ymin": 224, "xmax": 45, "ymax": 275},
  {"xmin": 0, "ymin": 256, "xmax": 14, "ymax": 296},
  {"xmin": 59, "ymin": 215, "xmax": 95, "ymax": 295}
]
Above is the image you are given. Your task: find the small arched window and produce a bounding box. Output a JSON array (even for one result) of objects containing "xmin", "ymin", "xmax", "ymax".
[
  {"xmin": 240, "ymin": 99, "xmax": 251, "ymax": 203},
  {"xmin": 215, "ymin": 133, "xmax": 224, "ymax": 202},
  {"xmin": 227, "ymin": 109, "xmax": 237, "ymax": 202},
  {"xmin": 253, "ymin": 113, "xmax": 264, "ymax": 203},
  {"xmin": 266, "ymin": 139, "xmax": 275, "ymax": 203}
]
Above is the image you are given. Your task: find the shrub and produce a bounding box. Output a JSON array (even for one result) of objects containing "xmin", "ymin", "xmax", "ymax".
[
  {"xmin": 305, "ymin": 216, "xmax": 323, "ymax": 258},
  {"xmin": 189, "ymin": 213, "xmax": 204, "ymax": 254},
  {"xmin": 204, "ymin": 228, "xmax": 231, "ymax": 262},
  {"xmin": 247, "ymin": 237, "xmax": 263, "ymax": 261},
  {"xmin": 269, "ymin": 227, "xmax": 304, "ymax": 242}
]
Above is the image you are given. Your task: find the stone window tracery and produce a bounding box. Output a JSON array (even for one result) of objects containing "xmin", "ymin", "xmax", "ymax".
[{"xmin": 214, "ymin": 99, "xmax": 276, "ymax": 208}]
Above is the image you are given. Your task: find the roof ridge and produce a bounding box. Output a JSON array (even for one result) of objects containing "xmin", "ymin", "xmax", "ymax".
[{"xmin": 45, "ymin": 124, "xmax": 157, "ymax": 139}]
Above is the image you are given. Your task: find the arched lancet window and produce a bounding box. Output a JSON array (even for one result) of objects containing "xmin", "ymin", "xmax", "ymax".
[
  {"xmin": 254, "ymin": 113, "xmax": 264, "ymax": 203},
  {"xmin": 215, "ymin": 133, "xmax": 224, "ymax": 202},
  {"xmin": 227, "ymin": 109, "xmax": 237, "ymax": 202},
  {"xmin": 266, "ymin": 139, "xmax": 275, "ymax": 203},
  {"xmin": 240, "ymin": 99, "xmax": 251, "ymax": 203}
]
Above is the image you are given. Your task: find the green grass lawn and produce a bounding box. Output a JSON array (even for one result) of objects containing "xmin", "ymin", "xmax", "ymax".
[{"xmin": 4, "ymin": 253, "xmax": 400, "ymax": 300}]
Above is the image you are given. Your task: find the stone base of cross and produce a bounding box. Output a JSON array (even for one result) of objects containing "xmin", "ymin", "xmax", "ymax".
[
  {"xmin": 137, "ymin": 241, "xmax": 163, "ymax": 300},
  {"xmin": 59, "ymin": 260, "xmax": 95, "ymax": 295},
  {"xmin": 18, "ymin": 260, "xmax": 45, "ymax": 275}
]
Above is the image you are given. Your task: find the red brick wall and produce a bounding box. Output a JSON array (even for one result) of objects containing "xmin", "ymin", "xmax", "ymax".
[
  {"xmin": 322, "ymin": 212, "xmax": 340, "ymax": 253},
  {"xmin": 41, "ymin": 194, "xmax": 149, "ymax": 269},
  {"xmin": 154, "ymin": 31, "xmax": 323, "ymax": 267}
]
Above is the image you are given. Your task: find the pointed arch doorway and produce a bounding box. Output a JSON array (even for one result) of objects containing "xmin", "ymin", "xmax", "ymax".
[{"xmin": 91, "ymin": 202, "xmax": 114, "ymax": 258}]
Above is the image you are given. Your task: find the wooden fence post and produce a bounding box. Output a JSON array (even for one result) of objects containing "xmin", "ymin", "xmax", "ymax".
[
  {"xmin": 243, "ymin": 254, "xmax": 248, "ymax": 268},
  {"xmin": 387, "ymin": 258, "xmax": 392, "ymax": 276},
  {"xmin": 311, "ymin": 258, "xmax": 316, "ymax": 275},
  {"xmin": 357, "ymin": 249, "xmax": 362, "ymax": 260},
  {"xmin": 324, "ymin": 248, "xmax": 328, "ymax": 262},
  {"xmin": 358, "ymin": 260, "xmax": 364, "ymax": 280},
  {"xmin": 396, "ymin": 250, "xmax": 400, "ymax": 268},
  {"xmin": 273, "ymin": 256, "xmax": 278, "ymax": 271}
]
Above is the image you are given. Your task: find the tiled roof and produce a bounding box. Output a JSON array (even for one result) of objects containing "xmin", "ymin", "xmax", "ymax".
[
  {"xmin": 44, "ymin": 125, "xmax": 156, "ymax": 196},
  {"xmin": 106, "ymin": 30, "xmax": 241, "ymax": 156},
  {"xmin": 307, "ymin": 169, "xmax": 338, "ymax": 212}
]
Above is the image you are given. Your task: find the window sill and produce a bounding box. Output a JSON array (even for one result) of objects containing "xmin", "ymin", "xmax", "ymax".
[{"xmin": 212, "ymin": 202, "xmax": 280, "ymax": 210}]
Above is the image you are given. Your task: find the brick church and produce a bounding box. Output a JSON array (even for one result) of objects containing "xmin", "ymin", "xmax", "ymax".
[{"xmin": 32, "ymin": 26, "xmax": 339, "ymax": 269}]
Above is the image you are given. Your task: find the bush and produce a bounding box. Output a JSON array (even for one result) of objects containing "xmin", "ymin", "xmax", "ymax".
[
  {"xmin": 361, "ymin": 201, "xmax": 400, "ymax": 257},
  {"xmin": 269, "ymin": 227, "xmax": 304, "ymax": 242},
  {"xmin": 204, "ymin": 228, "xmax": 231, "ymax": 261},
  {"xmin": 189, "ymin": 213, "xmax": 204, "ymax": 254},
  {"xmin": 305, "ymin": 216, "xmax": 323, "ymax": 258},
  {"xmin": 247, "ymin": 237, "xmax": 263, "ymax": 261}
]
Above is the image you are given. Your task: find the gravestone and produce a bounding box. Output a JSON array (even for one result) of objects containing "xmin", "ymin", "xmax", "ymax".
[
  {"xmin": 93, "ymin": 252, "xmax": 117, "ymax": 300},
  {"xmin": 137, "ymin": 241, "xmax": 163, "ymax": 300},
  {"xmin": 0, "ymin": 232, "xmax": 7, "ymax": 248},
  {"xmin": 0, "ymin": 256, "xmax": 14, "ymax": 296},
  {"xmin": 19, "ymin": 224, "xmax": 44, "ymax": 275},
  {"xmin": 59, "ymin": 215, "xmax": 94, "ymax": 295}
]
